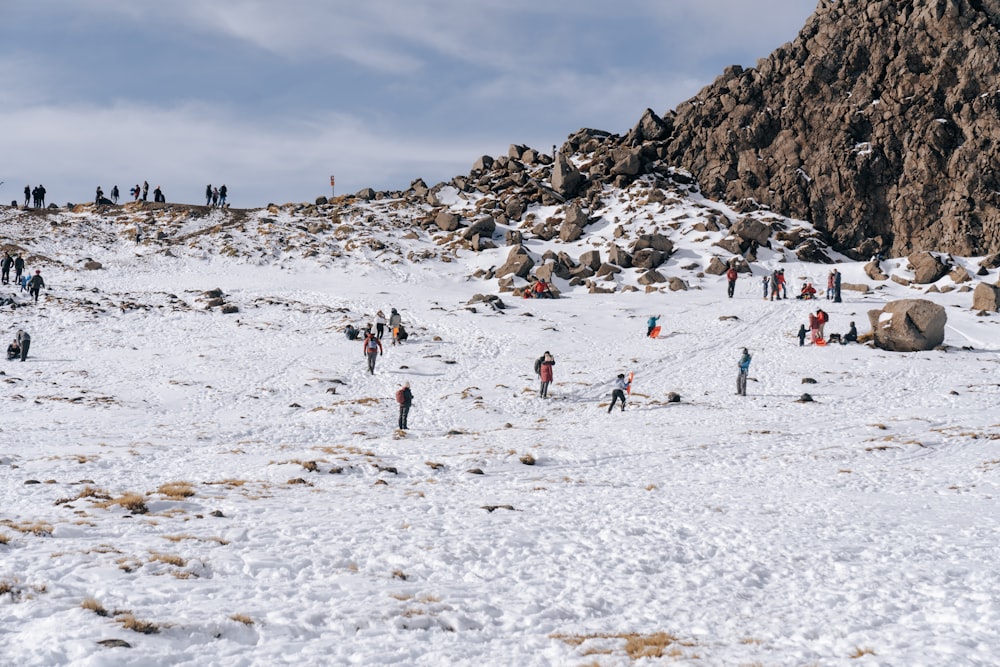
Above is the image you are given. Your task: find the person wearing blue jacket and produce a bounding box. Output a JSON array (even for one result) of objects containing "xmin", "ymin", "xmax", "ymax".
[
  {"xmin": 646, "ymin": 315, "xmax": 661, "ymax": 337},
  {"xmin": 737, "ymin": 348, "xmax": 752, "ymax": 396}
]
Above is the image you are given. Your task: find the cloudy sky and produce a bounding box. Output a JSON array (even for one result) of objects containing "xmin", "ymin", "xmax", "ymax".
[{"xmin": 1, "ymin": 1, "xmax": 816, "ymax": 208}]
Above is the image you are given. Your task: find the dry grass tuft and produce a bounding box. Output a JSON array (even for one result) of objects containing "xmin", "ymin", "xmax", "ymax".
[
  {"xmin": 0, "ymin": 533, "xmax": 8, "ymax": 545},
  {"xmin": 157, "ymin": 482, "xmax": 195, "ymax": 499},
  {"xmin": 117, "ymin": 612, "xmax": 160, "ymax": 634},
  {"xmin": 552, "ymin": 631, "xmax": 695, "ymax": 661},
  {"xmin": 81, "ymin": 597, "xmax": 109, "ymax": 616},
  {"xmin": 149, "ymin": 552, "xmax": 187, "ymax": 567},
  {"xmin": 204, "ymin": 478, "xmax": 247, "ymax": 487},
  {"xmin": 0, "ymin": 580, "xmax": 12, "ymax": 596},
  {"xmin": 849, "ymin": 646, "xmax": 876, "ymax": 659},
  {"xmin": 0, "ymin": 520, "xmax": 54, "ymax": 536},
  {"xmin": 95, "ymin": 492, "xmax": 148, "ymax": 514},
  {"xmin": 391, "ymin": 569, "xmax": 409, "ymax": 581},
  {"xmin": 230, "ymin": 614, "xmax": 254, "ymax": 625}
]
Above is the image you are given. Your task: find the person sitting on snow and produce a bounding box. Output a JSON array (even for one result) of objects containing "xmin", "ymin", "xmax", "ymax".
[
  {"xmin": 797, "ymin": 282, "xmax": 817, "ymax": 299},
  {"xmin": 6, "ymin": 340, "xmax": 20, "ymax": 360}
]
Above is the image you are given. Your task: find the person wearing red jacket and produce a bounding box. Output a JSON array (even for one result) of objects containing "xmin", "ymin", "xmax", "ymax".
[
  {"xmin": 726, "ymin": 265, "xmax": 738, "ymax": 298},
  {"xmin": 363, "ymin": 332, "xmax": 383, "ymax": 374},
  {"xmin": 538, "ymin": 352, "xmax": 555, "ymax": 397}
]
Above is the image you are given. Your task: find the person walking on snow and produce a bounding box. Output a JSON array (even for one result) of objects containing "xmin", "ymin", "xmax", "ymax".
[
  {"xmin": 537, "ymin": 352, "xmax": 555, "ymax": 397},
  {"xmin": 396, "ymin": 381, "xmax": 413, "ymax": 430},
  {"xmin": 609, "ymin": 373, "xmax": 630, "ymax": 413},
  {"xmin": 111, "ymin": 185, "xmax": 119, "ymax": 204},
  {"xmin": 389, "ymin": 308, "xmax": 402, "ymax": 345},
  {"xmin": 95, "ymin": 186, "xmax": 103, "ymax": 205},
  {"xmin": 815, "ymin": 308, "xmax": 829, "ymax": 338},
  {"xmin": 363, "ymin": 331, "xmax": 383, "ymax": 374},
  {"xmin": 205, "ymin": 184, "xmax": 213, "ymax": 206},
  {"xmin": 798, "ymin": 324, "xmax": 807, "ymax": 347},
  {"xmin": 14, "ymin": 255, "xmax": 25, "ymax": 284},
  {"xmin": 16, "ymin": 329, "xmax": 30, "ymax": 362},
  {"xmin": 375, "ymin": 310, "xmax": 387, "ymax": 340},
  {"xmin": 28, "ymin": 270, "xmax": 45, "ymax": 302},
  {"xmin": 726, "ymin": 264, "xmax": 738, "ymax": 298},
  {"xmin": 219, "ymin": 184, "xmax": 228, "ymax": 207},
  {"xmin": 23, "ymin": 185, "xmax": 30, "ymax": 208},
  {"xmin": 737, "ymin": 348, "xmax": 752, "ymax": 396},
  {"xmin": 646, "ymin": 315, "xmax": 661, "ymax": 337},
  {"xmin": 762, "ymin": 274, "xmax": 770, "ymax": 299}
]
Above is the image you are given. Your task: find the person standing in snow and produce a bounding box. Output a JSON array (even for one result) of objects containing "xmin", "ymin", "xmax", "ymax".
[
  {"xmin": 363, "ymin": 330, "xmax": 383, "ymax": 374},
  {"xmin": 815, "ymin": 308, "xmax": 829, "ymax": 339},
  {"xmin": 737, "ymin": 348, "xmax": 752, "ymax": 396},
  {"xmin": 219, "ymin": 184, "xmax": 228, "ymax": 207},
  {"xmin": 396, "ymin": 381, "xmax": 413, "ymax": 430},
  {"xmin": 16, "ymin": 329, "xmax": 30, "ymax": 362},
  {"xmin": 647, "ymin": 314, "xmax": 661, "ymax": 337},
  {"xmin": 28, "ymin": 270, "xmax": 45, "ymax": 302},
  {"xmin": 375, "ymin": 310, "xmax": 387, "ymax": 340},
  {"xmin": 111, "ymin": 185, "xmax": 119, "ymax": 204},
  {"xmin": 537, "ymin": 351, "xmax": 555, "ymax": 398},
  {"xmin": 23, "ymin": 185, "xmax": 30, "ymax": 208},
  {"xmin": 133, "ymin": 183, "xmax": 141, "ymax": 201},
  {"xmin": 826, "ymin": 271, "xmax": 835, "ymax": 300},
  {"xmin": 778, "ymin": 269, "xmax": 788, "ymax": 299},
  {"xmin": 205, "ymin": 184, "xmax": 213, "ymax": 206},
  {"xmin": 608, "ymin": 373, "xmax": 630, "ymax": 413},
  {"xmin": 833, "ymin": 268, "xmax": 842, "ymax": 303},
  {"xmin": 389, "ymin": 308, "xmax": 402, "ymax": 345},
  {"xmin": 95, "ymin": 186, "xmax": 104, "ymax": 205},
  {"xmin": 212, "ymin": 187, "xmax": 219, "ymax": 207},
  {"xmin": 798, "ymin": 324, "xmax": 807, "ymax": 347},
  {"xmin": 142, "ymin": 181, "xmax": 149, "ymax": 201},
  {"xmin": 13, "ymin": 255, "xmax": 25, "ymax": 284},
  {"xmin": 762, "ymin": 274, "xmax": 769, "ymax": 299},
  {"xmin": 726, "ymin": 264, "xmax": 738, "ymax": 298},
  {"xmin": 1, "ymin": 253, "xmax": 12, "ymax": 285}
]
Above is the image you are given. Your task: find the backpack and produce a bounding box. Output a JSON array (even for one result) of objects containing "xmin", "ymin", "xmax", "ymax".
[
  {"xmin": 395, "ymin": 389, "xmax": 405, "ymax": 404},
  {"xmin": 365, "ymin": 336, "xmax": 379, "ymax": 351},
  {"xmin": 533, "ymin": 356, "xmax": 543, "ymax": 374}
]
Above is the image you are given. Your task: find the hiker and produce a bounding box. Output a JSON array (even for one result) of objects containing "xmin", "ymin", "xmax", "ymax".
[
  {"xmin": 212, "ymin": 187, "xmax": 220, "ymax": 207},
  {"xmin": 1, "ymin": 253, "xmax": 12, "ymax": 284},
  {"xmin": 95, "ymin": 186, "xmax": 103, "ymax": 205},
  {"xmin": 363, "ymin": 331, "xmax": 382, "ymax": 374},
  {"xmin": 205, "ymin": 184, "xmax": 213, "ymax": 206},
  {"xmin": 726, "ymin": 264, "xmax": 738, "ymax": 298},
  {"xmin": 13, "ymin": 255, "xmax": 24, "ymax": 283},
  {"xmin": 153, "ymin": 185, "xmax": 164, "ymax": 203},
  {"xmin": 609, "ymin": 373, "xmax": 630, "ymax": 413},
  {"xmin": 833, "ymin": 268, "xmax": 842, "ymax": 303},
  {"xmin": 375, "ymin": 310, "xmax": 387, "ymax": 339},
  {"xmin": 797, "ymin": 324, "xmax": 807, "ymax": 347},
  {"xmin": 396, "ymin": 381, "xmax": 413, "ymax": 430},
  {"xmin": 808, "ymin": 312, "xmax": 821, "ymax": 344},
  {"xmin": 111, "ymin": 185, "xmax": 119, "ymax": 204},
  {"xmin": 797, "ymin": 282, "xmax": 817, "ymax": 299},
  {"xmin": 219, "ymin": 184, "xmax": 228, "ymax": 207},
  {"xmin": 16, "ymin": 330, "xmax": 30, "ymax": 362},
  {"xmin": 647, "ymin": 314, "xmax": 661, "ymax": 337},
  {"xmin": 843, "ymin": 321, "xmax": 858, "ymax": 344},
  {"xmin": 6, "ymin": 339, "xmax": 19, "ymax": 360},
  {"xmin": 762, "ymin": 275, "xmax": 770, "ymax": 299},
  {"xmin": 132, "ymin": 184, "xmax": 141, "ymax": 201},
  {"xmin": 534, "ymin": 278, "xmax": 554, "ymax": 298},
  {"xmin": 37, "ymin": 185, "xmax": 46, "ymax": 208},
  {"xmin": 28, "ymin": 270, "xmax": 45, "ymax": 302},
  {"xmin": 778, "ymin": 269, "xmax": 788, "ymax": 299},
  {"xmin": 135, "ymin": 225, "xmax": 142, "ymax": 244},
  {"xmin": 23, "ymin": 185, "xmax": 30, "ymax": 207},
  {"xmin": 389, "ymin": 308, "xmax": 402, "ymax": 345},
  {"xmin": 815, "ymin": 308, "xmax": 829, "ymax": 338},
  {"xmin": 737, "ymin": 348, "xmax": 752, "ymax": 396},
  {"xmin": 345, "ymin": 324, "xmax": 359, "ymax": 340},
  {"xmin": 770, "ymin": 270, "xmax": 781, "ymax": 301},
  {"xmin": 142, "ymin": 181, "xmax": 149, "ymax": 201},
  {"xmin": 536, "ymin": 351, "xmax": 555, "ymax": 398}
]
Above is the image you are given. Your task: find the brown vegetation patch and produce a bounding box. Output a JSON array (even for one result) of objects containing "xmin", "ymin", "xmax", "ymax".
[
  {"xmin": 0, "ymin": 520, "xmax": 54, "ymax": 536},
  {"xmin": 81, "ymin": 597, "xmax": 109, "ymax": 616},
  {"xmin": 95, "ymin": 493, "xmax": 148, "ymax": 514},
  {"xmin": 552, "ymin": 631, "xmax": 697, "ymax": 661},
  {"xmin": 230, "ymin": 614, "xmax": 254, "ymax": 625},
  {"xmin": 157, "ymin": 482, "xmax": 195, "ymax": 499},
  {"xmin": 117, "ymin": 612, "xmax": 160, "ymax": 634}
]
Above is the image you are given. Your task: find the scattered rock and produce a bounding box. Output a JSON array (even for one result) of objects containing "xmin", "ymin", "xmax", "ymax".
[
  {"xmin": 802, "ymin": 378, "xmax": 817, "ymax": 384},
  {"xmin": 96, "ymin": 639, "xmax": 132, "ymax": 649},
  {"xmin": 972, "ymin": 282, "xmax": 1000, "ymax": 312},
  {"xmin": 519, "ymin": 453, "xmax": 536, "ymax": 465},
  {"xmin": 867, "ymin": 299, "xmax": 947, "ymax": 352},
  {"xmin": 797, "ymin": 393, "xmax": 815, "ymax": 403}
]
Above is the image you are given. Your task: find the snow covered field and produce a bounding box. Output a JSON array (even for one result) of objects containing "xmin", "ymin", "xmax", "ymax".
[{"xmin": 2, "ymin": 208, "xmax": 999, "ymax": 666}]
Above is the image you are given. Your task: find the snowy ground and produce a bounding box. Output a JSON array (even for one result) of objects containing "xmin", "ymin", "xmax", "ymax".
[{"xmin": 2, "ymin": 225, "xmax": 999, "ymax": 666}]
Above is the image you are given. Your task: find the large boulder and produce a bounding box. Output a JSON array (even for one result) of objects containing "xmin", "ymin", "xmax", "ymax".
[
  {"xmin": 704, "ymin": 256, "xmax": 729, "ymax": 275},
  {"xmin": 637, "ymin": 269, "xmax": 666, "ymax": 285},
  {"xmin": 564, "ymin": 203, "xmax": 590, "ymax": 228},
  {"xmin": 631, "ymin": 248, "xmax": 665, "ymax": 270},
  {"xmin": 550, "ymin": 154, "xmax": 584, "ymax": 198},
  {"xmin": 607, "ymin": 244, "xmax": 633, "ymax": 268},
  {"xmin": 867, "ymin": 299, "xmax": 946, "ymax": 352},
  {"xmin": 907, "ymin": 252, "xmax": 949, "ymax": 284},
  {"xmin": 496, "ymin": 246, "xmax": 535, "ymax": 279},
  {"xmin": 972, "ymin": 282, "xmax": 1000, "ymax": 312},
  {"xmin": 462, "ymin": 215, "xmax": 496, "ymax": 240},
  {"xmin": 579, "ymin": 250, "xmax": 601, "ymax": 271},
  {"xmin": 730, "ymin": 217, "xmax": 771, "ymax": 246},
  {"xmin": 435, "ymin": 210, "xmax": 462, "ymax": 231},
  {"xmin": 632, "ymin": 233, "xmax": 674, "ymax": 255},
  {"xmin": 559, "ymin": 223, "xmax": 583, "ymax": 242},
  {"xmin": 864, "ymin": 260, "xmax": 888, "ymax": 281}
]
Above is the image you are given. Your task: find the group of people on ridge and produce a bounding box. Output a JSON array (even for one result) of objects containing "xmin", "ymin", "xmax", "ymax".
[
  {"xmin": 24, "ymin": 185, "xmax": 46, "ymax": 208},
  {"xmin": 204, "ymin": 184, "xmax": 229, "ymax": 208}
]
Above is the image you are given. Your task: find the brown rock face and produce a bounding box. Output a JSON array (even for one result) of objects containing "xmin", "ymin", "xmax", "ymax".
[{"xmin": 657, "ymin": 0, "xmax": 1000, "ymax": 257}]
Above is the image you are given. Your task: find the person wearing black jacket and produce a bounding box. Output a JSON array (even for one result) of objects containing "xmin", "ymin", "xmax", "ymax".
[
  {"xmin": 1, "ymin": 253, "xmax": 12, "ymax": 284},
  {"xmin": 28, "ymin": 270, "xmax": 45, "ymax": 302},
  {"xmin": 13, "ymin": 255, "xmax": 24, "ymax": 283}
]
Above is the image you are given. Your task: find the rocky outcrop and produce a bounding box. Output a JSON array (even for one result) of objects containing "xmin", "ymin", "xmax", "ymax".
[
  {"xmin": 972, "ymin": 281, "xmax": 1000, "ymax": 311},
  {"xmin": 650, "ymin": 0, "xmax": 1000, "ymax": 258},
  {"xmin": 867, "ymin": 299, "xmax": 946, "ymax": 351},
  {"xmin": 496, "ymin": 246, "xmax": 534, "ymax": 279}
]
